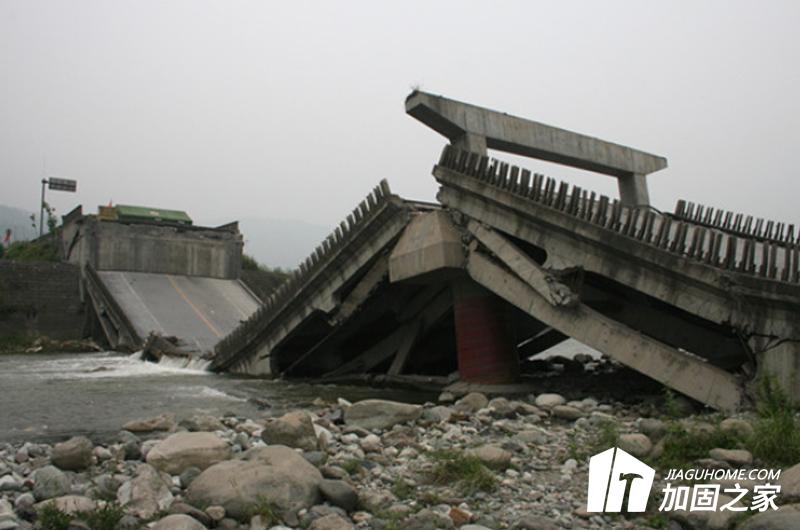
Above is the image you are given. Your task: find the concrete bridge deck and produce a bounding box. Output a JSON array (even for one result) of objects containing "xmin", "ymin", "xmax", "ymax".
[{"xmin": 97, "ymin": 270, "xmax": 260, "ymax": 354}]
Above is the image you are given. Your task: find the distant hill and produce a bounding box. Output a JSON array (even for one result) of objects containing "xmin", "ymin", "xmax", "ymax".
[
  {"xmin": 204, "ymin": 216, "xmax": 330, "ymax": 270},
  {"xmin": 0, "ymin": 205, "xmax": 38, "ymax": 242}
]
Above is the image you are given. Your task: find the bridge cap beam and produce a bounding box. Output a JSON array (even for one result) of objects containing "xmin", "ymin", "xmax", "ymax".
[{"xmin": 406, "ymin": 91, "xmax": 667, "ymax": 205}]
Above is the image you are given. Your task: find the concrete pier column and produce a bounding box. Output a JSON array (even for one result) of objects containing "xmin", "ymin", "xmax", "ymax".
[
  {"xmin": 618, "ymin": 173, "xmax": 650, "ymax": 207},
  {"xmin": 452, "ymin": 278, "xmax": 518, "ymax": 383},
  {"xmin": 452, "ymin": 133, "xmax": 488, "ymax": 155}
]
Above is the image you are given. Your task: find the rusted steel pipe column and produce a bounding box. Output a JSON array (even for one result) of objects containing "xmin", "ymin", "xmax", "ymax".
[{"xmin": 452, "ymin": 278, "xmax": 518, "ymax": 383}]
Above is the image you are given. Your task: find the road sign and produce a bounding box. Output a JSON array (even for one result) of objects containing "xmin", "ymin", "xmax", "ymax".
[{"xmin": 48, "ymin": 178, "xmax": 77, "ymax": 192}]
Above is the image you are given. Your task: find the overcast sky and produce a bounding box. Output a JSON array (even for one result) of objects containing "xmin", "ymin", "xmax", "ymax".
[{"xmin": 2, "ymin": 1, "xmax": 798, "ymax": 233}]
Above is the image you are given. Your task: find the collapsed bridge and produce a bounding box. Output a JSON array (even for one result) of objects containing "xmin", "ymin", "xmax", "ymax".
[{"xmin": 212, "ymin": 91, "xmax": 800, "ymax": 411}]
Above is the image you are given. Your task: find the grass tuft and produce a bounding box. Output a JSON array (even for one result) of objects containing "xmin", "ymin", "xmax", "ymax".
[
  {"xmin": 749, "ymin": 376, "xmax": 800, "ymax": 466},
  {"xmin": 653, "ymin": 422, "xmax": 741, "ymax": 469},
  {"xmin": 80, "ymin": 503, "xmax": 125, "ymax": 530},
  {"xmin": 249, "ymin": 495, "xmax": 281, "ymax": 527},
  {"xmin": 341, "ymin": 459, "xmax": 363, "ymax": 476},
  {"xmin": 38, "ymin": 504, "xmax": 71, "ymax": 530},
  {"xmin": 391, "ymin": 478, "xmax": 415, "ymax": 500}
]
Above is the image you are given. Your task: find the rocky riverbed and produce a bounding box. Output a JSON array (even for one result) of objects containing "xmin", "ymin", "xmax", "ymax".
[{"xmin": 2, "ymin": 391, "xmax": 800, "ymax": 530}]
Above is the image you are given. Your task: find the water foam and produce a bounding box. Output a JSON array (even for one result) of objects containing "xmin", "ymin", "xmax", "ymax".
[{"xmin": 17, "ymin": 352, "xmax": 214, "ymax": 380}]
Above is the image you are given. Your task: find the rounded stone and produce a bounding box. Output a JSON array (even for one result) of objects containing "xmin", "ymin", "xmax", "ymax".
[
  {"xmin": 151, "ymin": 514, "xmax": 208, "ymax": 530},
  {"xmin": 534, "ymin": 394, "xmax": 566, "ymax": 409},
  {"xmin": 146, "ymin": 432, "xmax": 231, "ymax": 475},
  {"xmin": 617, "ymin": 433, "xmax": 652, "ymax": 458},
  {"xmin": 51, "ymin": 437, "xmax": 94, "ymax": 471},
  {"xmin": 319, "ymin": 480, "xmax": 358, "ymax": 512},
  {"xmin": 343, "ymin": 400, "xmax": 422, "ymax": 431},
  {"xmin": 551, "ymin": 405, "xmax": 583, "ymax": 421},
  {"xmin": 32, "ymin": 466, "xmax": 71, "ymax": 501},
  {"xmin": 708, "ymin": 448, "xmax": 753, "ymax": 466},
  {"xmin": 454, "ymin": 393, "xmax": 489, "ymax": 413}
]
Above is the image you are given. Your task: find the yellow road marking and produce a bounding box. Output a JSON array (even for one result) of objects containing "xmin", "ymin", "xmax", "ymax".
[{"xmin": 167, "ymin": 275, "xmax": 222, "ymax": 338}]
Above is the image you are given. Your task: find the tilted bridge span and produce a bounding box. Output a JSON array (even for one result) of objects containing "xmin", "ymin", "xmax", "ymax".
[{"xmin": 210, "ymin": 91, "xmax": 800, "ymax": 411}]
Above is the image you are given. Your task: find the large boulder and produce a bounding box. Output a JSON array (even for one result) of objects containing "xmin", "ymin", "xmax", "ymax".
[
  {"xmin": 551, "ymin": 405, "xmax": 583, "ymax": 421},
  {"xmin": 51, "ymin": 436, "xmax": 94, "ymax": 471},
  {"xmin": 308, "ymin": 514, "xmax": 354, "ymax": 530},
  {"xmin": 319, "ymin": 480, "xmax": 358, "ymax": 512},
  {"xmin": 261, "ymin": 411, "xmax": 318, "ymax": 451},
  {"xmin": 343, "ymin": 400, "xmax": 422, "ymax": 431},
  {"xmin": 422, "ymin": 406, "xmax": 454, "ymax": 423},
  {"xmin": 32, "ymin": 466, "xmax": 71, "ymax": 501},
  {"xmin": 779, "ymin": 463, "xmax": 800, "ymax": 503},
  {"xmin": 146, "ymin": 432, "xmax": 231, "ymax": 475},
  {"xmin": 719, "ymin": 418, "xmax": 755, "ymax": 439},
  {"xmin": 151, "ymin": 514, "xmax": 208, "ymax": 530},
  {"xmin": 533, "ymin": 394, "xmax": 565, "ymax": 409},
  {"xmin": 740, "ymin": 507, "xmax": 800, "ymax": 530},
  {"xmin": 117, "ymin": 464, "xmax": 174, "ymax": 519},
  {"xmin": 180, "ymin": 415, "xmax": 225, "ymax": 433},
  {"xmin": 168, "ymin": 502, "xmax": 213, "ymax": 527},
  {"xmin": 35, "ymin": 496, "xmax": 96, "ymax": 516},
  {"xmin": 454, "ymin": 393, "xmax": 488, "ymax": 414},
  {"xmin": 465, "ymin": 445, "xmax": 512, "ymax": 470},
  {"xmin": 187, "ymin": 446, "xmax": 322, "ymax": 522},
  {"xmin": 670, "ymin": 495, "xmax": 738, "ymax": 530}
]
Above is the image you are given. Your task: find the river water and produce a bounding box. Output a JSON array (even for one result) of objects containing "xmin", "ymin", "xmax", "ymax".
[{"xmin": 0, "ymin": 352, "xmax": 433, "ymax": 444}]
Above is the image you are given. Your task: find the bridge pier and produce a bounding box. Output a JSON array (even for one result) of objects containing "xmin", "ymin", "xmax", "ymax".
[
  {"xmin": 758, "ymin": 341, "xmax": 800, "ymax": 401},
  {"xmin": 452, "ymin": 277, "xmax": 519, "ymax": 384}
]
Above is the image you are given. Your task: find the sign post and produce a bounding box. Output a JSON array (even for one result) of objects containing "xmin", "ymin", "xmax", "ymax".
[{"xmin": 40, "ymin": 177, "xmax": 77, "ymax": 236}]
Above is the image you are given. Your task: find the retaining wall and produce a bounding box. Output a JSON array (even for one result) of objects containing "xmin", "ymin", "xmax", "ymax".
[{"xmin": 0, "ymin": 261, "xmax": 84, "ymax": 341}]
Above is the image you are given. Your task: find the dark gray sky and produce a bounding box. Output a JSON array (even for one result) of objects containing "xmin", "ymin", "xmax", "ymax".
[{"xmin": 2, "ymin": 1, "xmax": 798, "ymax": 230}]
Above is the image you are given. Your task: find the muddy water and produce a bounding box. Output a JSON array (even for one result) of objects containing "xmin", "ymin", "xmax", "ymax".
[{"xmin": 0, "ymin": 352, "xmax": 434, "ymax": 444}]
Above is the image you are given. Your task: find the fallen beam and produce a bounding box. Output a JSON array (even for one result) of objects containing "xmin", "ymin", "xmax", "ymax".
[
  {"xmin": 330, "ymin": 255, "xmax": 389, "ymax": 326},
  {"xmin": 466, "ymin": 250, "xmax": 745, "ymax": 411},
  {"xmin": 468, "ymin": 221, "xmax": 578, "ymax": 307}
]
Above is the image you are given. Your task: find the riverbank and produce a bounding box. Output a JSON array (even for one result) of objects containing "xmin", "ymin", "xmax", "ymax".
[
  {"xmin": 2, "ymin": 388, "xmax": 800, "ymax": 530},
  {"xmin": 0, "ymin": 353, "xmax": 434, "ymax": 445},
  {"xmin": 0, "ymin": 337, "xmax": 103, "ymax": 355}
]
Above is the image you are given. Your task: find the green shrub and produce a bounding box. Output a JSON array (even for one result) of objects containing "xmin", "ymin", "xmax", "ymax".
[
  {"xmin": 427, "ymin": 449, "xmax": 497, "ymax": 495},
  {"xmin": 0, "ymin": 332, "xmax": 37, "ymax": 353},
  {"xmin": 241, "ymin": 253, "xmax": 261, "ymax": 271},
  {"xmin": 4, "ymin": 240, "xmax": 59, "ymax": 262}
]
